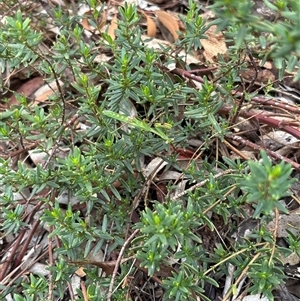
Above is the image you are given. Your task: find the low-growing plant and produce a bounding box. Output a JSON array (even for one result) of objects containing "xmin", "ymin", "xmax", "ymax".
[{"xmin": 0, "ymin": 1, "xmax": 299, "ymax": 300}]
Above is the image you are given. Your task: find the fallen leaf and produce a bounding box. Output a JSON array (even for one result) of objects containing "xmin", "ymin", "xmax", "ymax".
[
  {"xmin": 143, "ymin": 157, "xmax": 168, "ymax": 178},
  {"xmin": 32, "ymin": 79, "xmax": 63, "ymax": 105},
  {"xmin": 28, "ymin": 149, "xmax": 48, "ymax": 165},
  {"xmin": 69, "ymin": 257, "xmax": 133, "ymax": 276},
  {"xmin": 81, "ymin": 16, "xmax": 92, "ymax": 31},
  {"xmin": 155, "ymin": 10, "xmax": 179, "ymax": 42},
  {"xmin": 107, "ymin": 14, "xmax": 118, "ymax": 40},
  {"xmin": 29, "ymin": 263, "xmax": 49, "ymax": 276},
  {"xmin": 98, "ymin": 7, "xmax": 108, "ymax": 30},
  {"xmin": 241, "ymin": 68, "xmax": 275, "ymax": 84},
  {"xmin": 78, "ymin": 4, "xmax": 94, "ymax": 31},
  {"xmin": 50, "ymin": 0, "xmax": 65, "ymax": 5},
  {"xmin": 145, "ymin": 14, "xmax": 157, "ymax": 37},
  {"xmin": 267, "ymin": 208, "xmax": 300, "ymax": 238},
  {"xmin": 201, "ymin": 25, "xmax": 227, "ymax": 62},
  {"xmin": 8, "ymin": 77, "xmax": 44, "ymax": 107},
  {"xmin": 75, "ymin": 267, "xmax": 86, "ymax": 277}
]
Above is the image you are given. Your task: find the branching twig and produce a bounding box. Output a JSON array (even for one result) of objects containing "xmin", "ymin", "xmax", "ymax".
[
  {"xmin": 12, "ymin": 219, "xmax": 41, "ymax": 270},
  {"xmin": 81, "ymin": 281, "xmax": 89, "ymax": 301},
  {"xmin": 107, "ymin": 229, "xmax": 140, "ymax": 301},
  {"xmin": 269, "ymin": 208, "xmax": 279, "ymax": 266},
  {"xmin": 228, "ymin": 134, "xmax": 300, "ymax": 170},
  {"xmin": 48, "ymin": 226, "xmax": 54, "ymax": 301},
  {"xmin": 251, "ymin": 95, "xmax": 300, "ymax": 115},
  {"xmin": 0, "ymin": 229, "xmax": 26, "ymax": 282},
  {"xmin": 219, "ymin": 105, "xmax": 300, "ymax": 140},
  {"xmin": 172, "ymin": 67, "xmax": 300, "ymax": 140},
  {"xmin": 171, "ymin": 169, "xmax": 235, "ymax": 201},
  {"xmin": 42, "ymin": 114, "xmax": 79, "ymax": 169}
]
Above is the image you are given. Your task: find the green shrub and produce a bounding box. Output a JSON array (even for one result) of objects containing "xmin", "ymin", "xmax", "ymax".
[{"xmin": 0, "ymin": 1, "xmax": 298, "ymax": 300}]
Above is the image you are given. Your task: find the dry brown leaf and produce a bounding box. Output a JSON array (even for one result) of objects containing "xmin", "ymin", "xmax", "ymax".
[
  {"xmin": 8, "ymin": 77, "xmax": 44, "ymax": 107},
  {"xmin": 79, "ymin": 9, "xmax": 94, "ymax": 31},
  {"xmin": 34, "ymin": 90, "xmax": 54, "ymax": 103},
  {"xmin": 32, "ymin": 80, "xmax": 63, "ymax": 105},
  {"xmin": 69, "ymin": 257, "xmax": 133, "ymax": 276},
  {"xmin": 145, "ymin": 14, "xmax": 157, "ymax": 37},
  {"xmin": 155, "ymin": 10, "xmax": 179, "ymax": 42},
  {"xmin": 167, "ymin": 11, "xmax": 185, "ymax": 30},
  {"xmin": 81, "ymin": 16, "xmax": 92, "ymax": 31},
  {"xmin": 260, "ymin": 61, "xmax": 273, "ymax": 69},
  {"xmin": 141, "ymin": 35, "xmax": 171, "ymax": 50},
  {"xmin": 75, "ymin": 267, "xmax": 86, "ymax": 277},
  {"xmin": 241, "ymin": 68, "xmax": 275, "ymax": 84},
  {"xmin": 201, "ymin": 25, "xmax": 227, "ymax": 62},
  {"xmin": 107, "ymin": 14, "xmax": 118, "ymax": 40},
  {"xmin": 98, "ymin": 7, "xmax": 108, "ymax": 30}
]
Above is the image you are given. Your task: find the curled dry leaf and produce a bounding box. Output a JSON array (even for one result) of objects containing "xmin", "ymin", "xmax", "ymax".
[
  {"xmin": 201, "ymin": 25, "xmax": 227, "ymax": 62},
  {"xmin": 145, "ymin": 13, "xmax": 157, "ymax": 37},
  {"xmin": 77, "ymin": 4, "xmax": 92, "ymax": 30},
  {"xmin": 107, "ymin": 14, "xmax": 118, "ymax": 40},
  {"xmin": 81, "ymin": 14, "xmax": 92, "ymax": 31},
  {"xmin": 28, "ymin": 149, "xmax": 48, "ymax": 166},
  {"xmin": 260, "ymin": 130, "xmax": 300, "ymax": 151},
  {"xmin": 75, "ymin": 267, "xmax": 86, "ymax": 277},
  {"xmin": 143, "ymin": 157, "xmax": 168, "ymax": 179},
  {"xmin": 98, "ymin": 6, "xmax": 108, "ymax": 30},
  {"xmin": 29, "ymin": 263, "xmax": 49, "ymax": 277},
  {"xmin": 155, "ymin": 10, "xmax": 179, "ymax": 42}
]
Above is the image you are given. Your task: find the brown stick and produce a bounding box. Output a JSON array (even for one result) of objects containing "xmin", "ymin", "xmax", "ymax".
[
  {"xmin": 219, "ymin": 105, "xmax": 300, "ymax": 140},
  {"xmin": 0, "ymin": 229, "xmax": 26, "ymax": 281},
  {"xmin": 228, "ymin": 134, "xmax": 300, "ymax": 170}
]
